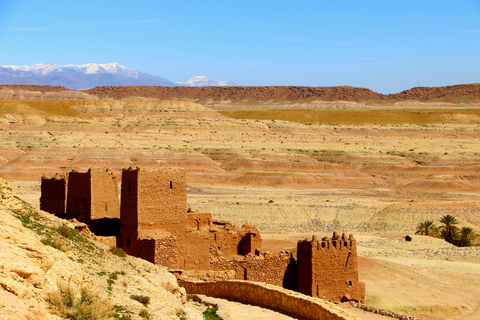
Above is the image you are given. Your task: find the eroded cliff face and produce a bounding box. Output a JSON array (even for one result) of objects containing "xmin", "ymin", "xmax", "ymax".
[{"xmin": 0, "ymin": 178, "xmax": 203, "ymax": 320}]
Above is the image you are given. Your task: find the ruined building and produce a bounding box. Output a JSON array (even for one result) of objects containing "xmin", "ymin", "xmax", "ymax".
[
  {"xmin": 297, "ymin": 234, "xmax": 365, "ymax": 301},
  {"xmin": 40, "ymin": 173, "xmax": 68, "ymax": 218},
  {"xmin": 40, "ymin": 166, "xmax": 365, "ymax": 303},
  {"xmin": 42, "ymin": 168, "xmax": 120, "ymax": 235}
]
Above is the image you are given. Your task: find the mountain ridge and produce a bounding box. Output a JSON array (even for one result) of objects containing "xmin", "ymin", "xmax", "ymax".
[{"xmin": 0, "ymin": 63, "xmax": 236, "ymax": 90}]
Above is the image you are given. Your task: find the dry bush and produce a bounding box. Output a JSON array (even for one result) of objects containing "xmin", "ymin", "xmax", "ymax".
[
  {"xmin": 41, "ymin": 235, "xmax": 69, "ymax": 252},
  {"xmin": 46, "ymin": 280, "xmax": 112, "ymax": 320}
]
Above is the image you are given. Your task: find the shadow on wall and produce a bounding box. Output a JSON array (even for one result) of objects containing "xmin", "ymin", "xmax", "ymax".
[
  {"xmin": 283, "ymin": 258, "xmax": 297, "ymax": 291},
  {"xmin": 91, "ymin": 218, "xmax": 120, "ymax": 236}
]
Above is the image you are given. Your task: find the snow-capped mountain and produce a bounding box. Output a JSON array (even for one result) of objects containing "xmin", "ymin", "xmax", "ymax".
[
  {"xmin": 176, "ymin": 76, "xmax": 239, "ymax": 87},
  {"xmin": 1, "ymin": 62, "xmax": 140, "ymax": 77},
  {"xmin": 0, "ymin": 63, "xmax": 239, "ymax": 89},
  {"xmin": 0, "ymin": 63, "xmax": 175, "ymax": 89}
]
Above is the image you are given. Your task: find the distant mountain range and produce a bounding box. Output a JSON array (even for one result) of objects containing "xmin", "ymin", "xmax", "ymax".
[
  {"xmin": 175, "ymin": 76, "xmax": 239, "ymax": 87},
  {"xmin": 0, "ymin": 63, "xmax": 238, "ymax": 90}
]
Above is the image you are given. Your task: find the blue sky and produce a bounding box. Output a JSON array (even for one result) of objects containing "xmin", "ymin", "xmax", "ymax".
[{"xmin": 0, "ymin": 0, "xmax": 479, "ymax": 93}]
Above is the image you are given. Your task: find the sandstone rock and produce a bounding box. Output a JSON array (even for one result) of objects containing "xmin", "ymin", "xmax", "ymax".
[{"xmin": 0, "ymin": 178, "xmax": 202, "ymax": 319}]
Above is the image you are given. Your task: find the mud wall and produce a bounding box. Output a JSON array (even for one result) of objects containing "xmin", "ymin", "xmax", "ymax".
[
  {"xmin": 119, "ymin": 167, "xmax": 139, "ymax": 256},
  {"xmin": 179, "ymin": 280, "xmax": 362, "ymax": 320},
  {"xmin": 89, "ymin": 168, "xmax": 120, "ymax": 220},
  {"xmin": 135, "ymin": 167, "xmax": 187, "ymax": 229},
  {"xmin": 66, "ymin": 168, "xmax": 120, "ymax": 233},
  {"xmin": 40, "ymin": 174, "xmax": 67, "ymax": 218},
  {"xmin": 137, "ymin": 234, "xmax": 179, "ymax": 268},
  {"xmin": 120, "ymin": 167, "xmax": 188, "ymax": 268},
  {"xmin": 210, "ymin": 253, "xmax": 296, "ymax": 289},
  {"xmin": 66, "ymin": 170, "xmax": 91, "ymax": 224},
  {"xmin": 297, "ymin": 234, "xmax": 365, "ymax": 303}
]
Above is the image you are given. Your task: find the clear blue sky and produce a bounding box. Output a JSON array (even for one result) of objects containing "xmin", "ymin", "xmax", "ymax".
[{"xmin": 0, "ymin": 0, "xmax": 479, "ymax": 93}]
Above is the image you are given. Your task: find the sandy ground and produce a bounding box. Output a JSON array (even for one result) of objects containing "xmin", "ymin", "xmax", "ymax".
[{"xmin": 2, "ymin": 100, "xmax": 480, "ymax": 319}]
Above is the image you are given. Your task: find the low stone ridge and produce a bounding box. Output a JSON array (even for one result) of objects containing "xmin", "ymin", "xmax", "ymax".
[
  {"xmin": 2, "ymin": 83, "xmax": 480, "ymax": 102},
  {"xmin": 0, "ymin": 84, "xmax": 70, "ymax": 93},
  {"xmin": 84, "ymin": 83, "xmax": 480, "ymax": 102}
]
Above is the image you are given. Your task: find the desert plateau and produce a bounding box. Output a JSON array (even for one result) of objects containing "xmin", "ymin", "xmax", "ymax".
[{"xmin": 2, "ymin": 84, "xmax": 480, "ymax": 320}]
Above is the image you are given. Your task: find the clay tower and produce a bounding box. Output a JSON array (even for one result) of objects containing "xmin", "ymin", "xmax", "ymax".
[
  {"xmin": 119, "ymin": 167, "xmax": 187, "ymax": 268},
  {"xmin": 296, "ymin": 232, "xmax": 365, "ymax": 302}
]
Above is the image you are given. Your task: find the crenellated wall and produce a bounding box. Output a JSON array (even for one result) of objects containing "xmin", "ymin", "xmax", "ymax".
[
  {"xmin": 179, "ymin": 280, "xmax": 363, "ymax": 320},
  {"xmin": 297, "ymin": 233, "xmax": 365, "ymax": 303}
]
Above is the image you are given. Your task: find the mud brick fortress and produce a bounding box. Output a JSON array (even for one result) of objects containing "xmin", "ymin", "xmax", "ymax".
[{"xmin": 40, "ymin": 166, "xmax": 365, "ymax": 303}]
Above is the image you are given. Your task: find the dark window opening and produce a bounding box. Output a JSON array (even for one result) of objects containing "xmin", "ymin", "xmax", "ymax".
[
  {"xmin": 170, "ymin": 181, "xmax": 173, "ymax": 189},
  {"xmin": 349, "ymin": 281, "xmax": 352, "ymax": 286},
  {"xmin": 128, "ymin": 182, "xmax": 131, "ymax": 191},
  {"xmin": 126, "ymin": 237, "xmax": 131, "ymax": 247}
]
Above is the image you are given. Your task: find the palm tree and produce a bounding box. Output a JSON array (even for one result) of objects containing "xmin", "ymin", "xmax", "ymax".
[
  {"xmin": 415, "ymin": 220, "xmax": 438, "ymax": 237},
  {"xmin": 458, "ymin": 227, "xmax": 474, "ymax": 247},
  {"xmin": 438, "ymin": 214, "xmax": 459, "ymax": 244}
]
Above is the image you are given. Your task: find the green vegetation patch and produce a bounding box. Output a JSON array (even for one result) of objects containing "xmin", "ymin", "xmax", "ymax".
[
  {"xmin": 203, "ymin": 307, "xmax": 220, "ymax": 320},
  {"xmin": 219, "ymin": 109, "xmax": 480, "ymax": 125},
  {"xmin": 130, "ymin": 294, "xmax": 150, "ymax": 306}
]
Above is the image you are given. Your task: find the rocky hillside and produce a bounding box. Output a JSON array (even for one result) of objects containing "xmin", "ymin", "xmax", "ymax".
[
  {"xmin": 83, "ymin": 84, "xmax": 480, "ymax": 102},
  {"xmin": 0, "ymin": 178, "xmax": 204, "ymax": 320},
  {"xmin": 2, "ymin": 83, "xmax": 480, "ymax": 103}
]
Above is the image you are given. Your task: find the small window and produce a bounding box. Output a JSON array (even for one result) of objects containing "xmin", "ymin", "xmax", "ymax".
[
  {"xmin": 128, "ymin": 182, "xmax": 131, "ymax": 191},
  {"xmin": 170, "ymin": 181, "xmax": 173, "ymax": 189},
  {"xmin": 349, "ymin": 281, "xmax": 352, "ymax": 286},
  {"xmin": 126, "ymin": 237, "xmax": 131, "ymax": 247}
]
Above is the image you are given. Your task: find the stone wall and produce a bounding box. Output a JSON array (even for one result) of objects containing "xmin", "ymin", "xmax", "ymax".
[
  {"xmin": 137, "ymin": 233, "xmax": 179, "ymax": 267},
  {"xmin": 210, "ymin": 252, "xmax": 296, "ymax": 289},
  {"xmin": 40, "ymin": 173, "xmax": 67, "ymax": 218},
  {"xmin": 179, "ymin": 280, "xmax": 363, "ymax": 320}
]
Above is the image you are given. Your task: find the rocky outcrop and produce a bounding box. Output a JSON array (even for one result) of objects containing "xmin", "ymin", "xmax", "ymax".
[{"xmin": 0, "ymin": 178, "xmax": 203, "ymax": 320}]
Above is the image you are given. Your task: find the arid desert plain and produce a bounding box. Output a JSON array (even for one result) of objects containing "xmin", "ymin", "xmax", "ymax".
[{"xmin": 2, "ymin": 87, "xmax": 480, "ymax": 320}]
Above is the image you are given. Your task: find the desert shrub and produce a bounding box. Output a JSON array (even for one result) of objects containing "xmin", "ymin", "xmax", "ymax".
[
  {"xmin": 57, "ymin": 224, "xmax": 75, "ymax": 240},
  {"xmin": 109, "ymin": 271, "xmax": 126, "ymax": 280},
  {"xmin": 130, "ymin": 294, "xmax": 150, "ymax": 306},
  {"xmin": 113, "ymin": 304, "xmax": 133, "ymax": 320},
  {"xmin": 139, "ymin": 309, "xmax": 151, "ymax": 319},
  {"xmin": 41, "ymin": 235, "xmax": 69, "ymax": 252},
  {"xmin": 110, "ymin": 246, "xmax": 127, "ymax": 257},
  {"xmin": 46, "ymin": 280, "xmax": 112, "ymax": 320},
  {"xmin": 268, "ymin": 199, "xmax": 274, "ymax": 203}
]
